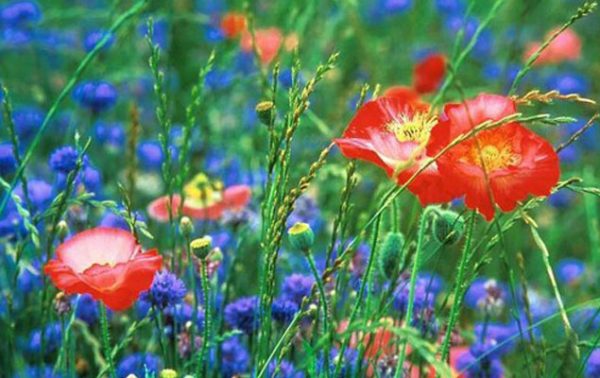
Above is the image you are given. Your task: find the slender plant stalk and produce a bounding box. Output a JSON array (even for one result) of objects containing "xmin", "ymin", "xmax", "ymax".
[
  {"xmin": 99, "ymin": 303, "xmax": 116, "ymax": 378},
  {"xmin": 197, "ymin": 259, "xmax": 212, "ymax": 377},
  {"xmin": 439, "ymin": 212, "xmax": 476, "ymax": 362}
]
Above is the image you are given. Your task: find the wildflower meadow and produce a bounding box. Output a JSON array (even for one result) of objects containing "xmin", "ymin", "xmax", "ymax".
[{"xmin": 2, "ymin": 0, "xmax": 600, "ymax": 377}]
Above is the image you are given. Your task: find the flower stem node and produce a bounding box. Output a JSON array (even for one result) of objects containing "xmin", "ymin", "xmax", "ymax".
[
  {"xmin": 432, "ymin": 209, "xmax": 465, "ymax": 245},
  {"xmin": 379, "ymin": 232, "xmax": 405, "ymax": 280},
  {"xmin": 190, "ymin": 236, "xmax": 212, "ymax": 259},
  {"xmin": 179, "ymin": 216, "xmax": 194, "ymax": 238},
  {"xmin": 159, "ymin": 369, "xmax": 178, "ymax": 378},
  {"xmin": 287, "ymin": 222, "xmax": 315, "ymax": 252},
  {"xmin": 256, "ymin": 100, "xmax": 275, "ymax": 126}
]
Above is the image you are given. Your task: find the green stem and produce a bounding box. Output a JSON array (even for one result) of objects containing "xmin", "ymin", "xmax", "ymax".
[
  {"xmin": 99, "ymin": 303, "xmax": 116, "ymax": 378},
  {"xmin": 197, "ymin": 259, "xmax": 211, "ymax": 377},
  {"xmin": 439, "ymin": 212, "xmax": 476, "ymax": 362},
  {"xmin": 395, "ymin": 206, "xmax": 437, "ymax": 377},
  {"xmin": 529, "ymin": 225, "xmax": 579, "ymax": 358}
]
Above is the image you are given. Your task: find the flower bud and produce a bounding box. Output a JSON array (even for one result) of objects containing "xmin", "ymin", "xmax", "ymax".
[
  {"xmin": 287, "ymin": 222, "xmax": 314, "ymax": 251},
  {"xmin": 378, "ymin": 232, "xmax": 405, "ymax": 280},
  {"xmin": 179, "ymin": 216, "xmax": 194, "ymax": 238},
  {"xmin": 432, "ymin": 210, "xmax": 465, "ymax": 245},
  {"xmin": 190, "ymin": 236, "xmax": 212, "ymax": 259},
  {"xmin": 255, "ymin": 100, "xmax": 275, "ymax": 125},
  {"xmin": 208, "ymin": 247, "xmax": 223, "ymax": 263},
  {"xmin": 54, "ymin": 292, "xmax": 71, "ymax": 316},
  {"xmin": 57, "ymin": 220, "xmax": 69, "ymax": 242},
  {"xmin": 159, "ymin": 369, "xmax": 178, "ymax": 378}
]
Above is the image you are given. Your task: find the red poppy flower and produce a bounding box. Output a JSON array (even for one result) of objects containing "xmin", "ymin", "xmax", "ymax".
[
  {"xmin": 220, "ymin": 12, "xmax": 247, "ymax": 39},
  {"xmin": 240, "ymin": 27, "xmax": 284, "ymax": 65},
  {"xmin": 524, "ymin": 28, "xmax": 581, "ymax": 66},
  {"xmin": 334, "ymin": 97, "xmax": 458, "ymax": 205},
  {"xmin": 428, "ymin": 94, "xmax": 560, "ymax": 221},
  {"xmin": 147, "ymin": 173, "xmax": 252, "ymax": 222},
  {"xmin": 413, "ymin": 53, "xmax": 446, "ymax": 94},
  {"xmin": 382, "ymin": 86, "xmax": 428, "ymax": 111},
  {"xmin": 44, "ymin": 227, "xmax": 162, "ymax": 311}
]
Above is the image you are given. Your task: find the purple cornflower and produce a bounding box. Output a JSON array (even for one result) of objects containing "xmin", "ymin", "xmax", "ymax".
[
  {"xmin": 271, "ymin": 297, "xmax": 299, "ymax": 325},
  {"xmin": 464, "ymin": 277, "xmax": 508, "ymax": 313},
  {"xmin": 281, "ymin": 274, "xmax": 314, "ymax": 306},
  {"xmin": 83, "ymin": 30, "xmax": 114, "ymax": 52},
  {"xmin": 1, "ymin": 1, "xmax": 41, "ymax": 26},
  {"xmin": 267, "ymin": 359, "xmax": 304, "ymax": 378},
  {"xmin": 220, "ymin": 336, "xmax": 250, "ymax": 377},
  {"xmin": 140, "ymin": 270, "xmax": 187, "ymax": 310},
  {"xmin": 72, "ymin": 80, "xmax": 117, "ymax": 112},
  {"xmin": 49, "ymin": 145, "xmax": 83, "ymax": 174},
  {"xmin": 74, "ymin": 294, "xmax": 100, "ymax": 325},
  {"xmin": 224, "ymin": 296, "xmax": 259, "ymax": 333},
  {"xmin": 26, "ymin": 322, "xmax": 62, "ymax": 355},
  {"xmin": 137, "ymin": 140, "xmax": 164, "ymax": 171},
  {"xmin": 556, "ymin": 258, "xmax": 586, "ymax": 285},
  {"xmin": 11, "ymin": 106, "xmax": 44, "ymax": 142},
  {"xmin": 586, "ymin": 348, "xmax": 600, "ymax": 377},
  {"xmin": 116, "ymin": 353, "xmax": 161, "ymax": 378},
  {"xmin": 455, "ymin": 349, "xmax": 504, "ymax": 378},
  {"xmin": 545, "ymin": 72, "xmax": 589, "ymax": 95},
  {"xmin": 0, "ymin": 143, "xmax": 17, "ymax": 176}
]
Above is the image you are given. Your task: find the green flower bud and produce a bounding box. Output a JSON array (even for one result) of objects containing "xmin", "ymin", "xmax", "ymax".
[
  {"xmin": 432, "ymin": 210, "xmax": 465, "ymax": 245},
  {"xmin": 190, "ymin": 236, "xmax": 212, "ymax": 259},
  {"xmin": 378, "ymin": 232, "xmax": 405, "ymax": 280},
  {"xmin": 287, "ymin": 222, "xmax": 314, "ymax": 252},
  {"xmin": 208, "ymin": 247, "xmax": 223, "ymax": 263},
  {"xmin": 179, "ymin": 216, "xmax": 194, "ymax": 238},
  {"xmin": 57, "ymin": 220, "xmax": 69, "ymax": 242},
  {"xmin": 256, "ymin": 100, "xmax": 275, "ymax": 126}
]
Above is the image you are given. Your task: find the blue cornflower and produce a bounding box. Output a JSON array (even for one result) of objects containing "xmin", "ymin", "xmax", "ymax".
[
  {"xmin": 444, "ymin": 16, "xmax": 494, "ymax": 58},
  {"xmin": 318, "ymin": 348, "xmax": 359, "ymax": 377},
  {"xmin": 11, "ymin": 106, "xmax": 44, "ymax": 142},
  {"xmin": 548, "ymin": 189, "xmax": 576, "ymax": 209},
  {"xmin": 0, "ymin": 209, "xmax": 24, "ymax": 239},
  {"xmin": 565, "ymin": 119, "xmax": 599, "ymax": 151},
  {"xmin": 558, "ymin": 144, "xmax": 580, "ymax": 164},
  {"xmin": 434, "ymin": 0, "xmax": 465, "ymax": 15},
  {"xmin": 556, "ymin": 258, "xmax": 586, "ymax": 285},
  {"xmin": 587, "ymin": 349, "xmax": 600, "ymax": 378},
  {"xmin": 137, "ymin": 140, "xmax": 164, "ymax": 171},
  {"xmin": 393, "ymin": 280, "xmax": 435, "ymax": 314},
  {"xmin": 417, "ymin": 272, "xmax": 445, "ymax": 296},
  {"xmin": 73, "ymin": 80, "xmax": 117, "ymax": 112},
  {"xmin": 235, "ymin": 51, "xmax": 256, "ymax": 75},
  {"xmin": 1, "ymin": 1, "xmax": 41, "ymax": 26},
  {"xmin": 278, "ymin": 68, "xmax": 295, "ymax": 89},
  {"xmin": 138, "ymin": 18, "xmax": 169, "ymax": 49},
  {"xmin": 116, "ymin": 353, "xmax": 161, "ymax": 378},
  {"xmin": 573, "ymin": 307, "xmax": 600, "ymax": 332},
  {"xmin": 0, "ymin": 143, "xmax": 17, "ymax": 176},
  {"xmin": 204, "ymin": 68, "xmax": 234, "ymax": 91},
  {"xmin": 473, "ymin": 321, "xmax": 520, "ymax": 355},
  {"xmin": 380, "ymin": 0, "xmax": 412, "ymax": 14},
  {"xmin": 1, "ymin": 27, "xmax": 33, "ymax": 47},
  {"xmin": 455, "ymin": 349, "xmax": 504, "ymax": 378},
  {"xmin": 94, "ymin": 122, "xmax": 125, "ymax": 149},
  {"xmin": 281, "ymin": 274, "xmax": 314, "ymax": 306},
  {"xmin": 518, "ymin": 288, "xmax": 557, "ymax": 321},
  {"xmin": 75, "ymin": 294, "xmax": 100, "ymax": 325},
  {"xmin": 267, "ymin": 359, "xmax": 304, "ymax": 378},
  {"xmin": 271, "ymin": 297, "xmax": 299, "ymax": 324},
  {"xmin": 17, "ymin": 179, "xmax": 52, "ymax": 213},
  {"xmin": 224, "ymin": 296, "xmax": 259, "ymax": 333},
  {"xmin": 82, "ymin": 165, "xmax": 102, "ymax": 195},
  {"xmin": 49, "ymin": 145, "xmax": 83, "ymax": 174},
  {"xmin": 27, "ymin": 322, "xmax": 62, "ymax": 355},
  {"xmin": 220, "ymin": 336, "xmax": 250, "ymax": 377},
  {"xmin": 464, "ymin": 277, "xmax": 508, "ymax": 312},
  {"xmin": 287, "ymin": 194, "xmax": 323, "ymax": 233},
  {"xmin": 204, "ymin": 24, "xmax": 225, "ymax": 43},
  {"xmin": 545, "ymin": 72, "xmax": 589, "ymax": 95},
  {"xmin": 140, "ymin": 270, "xmax": 187, "ymax": 310},
  {"xmin": 17, "ymin": 262, "xmax": 42, "ymax": 294},
  {"xmin": 83, "ymin": 30, "xmax": 114, "ymax": 52}
]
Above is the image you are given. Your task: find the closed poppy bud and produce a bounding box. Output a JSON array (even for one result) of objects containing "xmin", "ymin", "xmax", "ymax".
[
  {"xmin": 208, "ymin": 247, "xmax": 223, "ymax": 263},
  {"xmin": 57, "ymin": 220, "xmax": 69, "ymax": 242},
  {"xmin": 179, "ymin": 216, "xmax": 194, "ymax": 238},
  {"xmin": 432, "ymin": 210, "xmax": 465, "ymax": 245},
  {"xmin": 159, "ymin": 369, "xmax": 178, "ymax": 378},
  {"xmin": 190, "ymin": 236, "xmax": 212, "ymax": 259},
  {"xmin": 256, "ymin": 100, "xmax": 274, "ymax": 126},
  {"xmin": 54, "ymin": 292, "xmax": 71, "ymax": 316},
  {"xmin": 378, "ymin": 232, "xmax": 405, "ymax": 280},
  {"xmin": 288, "ymin": 222, "xmax": 314, "ymax": 252}
]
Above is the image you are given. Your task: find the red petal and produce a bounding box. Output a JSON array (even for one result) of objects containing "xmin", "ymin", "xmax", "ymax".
[
  {"xmin": 223, "ymin": 185, "xmax": 252, "ymax": 209},
  {"xmin": 147, "ymin": 195, "xmax": 183, "ymax": 222},
  {"xmin": 413, "ymin": 53, "xmax": 446, "ymax": 94},
  {"xmin": 220, "ymin": 12, "xmax": 247, "ymax": 39},
  {"xmin": 240, "ymin": 28, "xmax": 283, "ymax": 65}
]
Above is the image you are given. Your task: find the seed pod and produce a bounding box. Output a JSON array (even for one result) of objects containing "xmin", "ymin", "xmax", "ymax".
[
  {"xmin": 432, "ymin": 209, "xmax": 465, "ymax": 245},
  {"xmin": 378, "ymin": 232, "xmax": 405, "ymax": 280},
  {"xmin": 190, "ymin": 236, "xmax": 212, "ymax": 259},
  {"xmin": 287, "ymin": 222, "xmax": 314, "ymax": 252},
  {"xmin": 255, "ymin": 100, "xmax": 275, "ymax": 126}
]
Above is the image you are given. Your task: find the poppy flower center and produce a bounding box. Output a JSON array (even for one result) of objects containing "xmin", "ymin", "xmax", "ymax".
[
  {"xmin": 183, "ymin": 173, "xmax": 224, "ymax": 205},
  {"xmin": 387, "ymin": 112, "xmax": 437, "ymax": 145},
  {"xmin": 467, "ymin": 143, "xmax": 521, "ymax": 171}
]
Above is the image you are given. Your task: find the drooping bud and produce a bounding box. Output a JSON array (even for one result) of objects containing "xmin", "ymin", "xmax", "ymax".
[
  {"xmin": 287, "ymin": 222, "xmax": 314, "ymax": 252},
  {"xmin": 190, "ymin": 236, "xmax": 212, "ymax": 259},
  {"xmin": 179, "ymin": 216, "xmax": 194, "ymax": 238},
  {"xmin": 378, "ymin": 232, "xmax": 405, "ymax": 280},
  {"xmin": 255, "ymin": 100, "xmax": 275, "ymax": 125},
  {"xmin": 432, "ymin": 209, "xmax": 465, "ymax": 245},
  {"xmin": 54, "ymin": 292, "xmax": 72, "ymax": 316}
]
